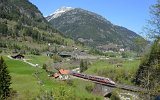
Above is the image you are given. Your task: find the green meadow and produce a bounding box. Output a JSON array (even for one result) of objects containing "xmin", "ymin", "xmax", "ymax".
[
  {"xmin": 1, "ymin": 55, "xmax": 141, "ymax": 99},
  {"xmin": 25, "ymin": 55, "xmax": 52, "ymax": 66},
  {"xmin": 85, "ymin": 58, "xmax": 140, "ymax": 85},
  {"xmin": 3, "ymin": 56, "xmax": 102, "ymax": 100}
]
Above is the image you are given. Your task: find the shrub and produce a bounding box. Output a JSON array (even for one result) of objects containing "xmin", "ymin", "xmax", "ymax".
[
  {"xmin": 80, "ymin": 60, "xmax": 88, "ymax": 72},
  {"xmin": 110, "ymin": 90, "xmax": 120, "ymax": 100},
  {"xmin": 42, "ymin": 64, "xmax": 47, "ymax": 71},
  {"xmin": 0, "ymin": 50, "xmax": 2, "ymax": 53},
  {"xmin": 85, "ymin": 84, "xmax": 94, "ymax": 93},
  {"xmin": 31, "ymin": 49, "xmax": 40, "ymax": 55},
  {"xmin": 66, "ymin": 80, "xmax": 74, "ymax": 87},
  {"xmin": 52, "ymin": 54, "xmax": 62, "ymax": 63}
]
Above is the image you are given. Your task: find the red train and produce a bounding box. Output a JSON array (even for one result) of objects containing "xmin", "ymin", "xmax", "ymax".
[{"xmin": 71, "ymin": 71, "xmax": 115, "ymax": 86}]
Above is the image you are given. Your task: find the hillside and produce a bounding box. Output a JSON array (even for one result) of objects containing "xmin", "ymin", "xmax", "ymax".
[
  {"xmin": 2, "ymin": 55, "xmax": 102, "ymax": 99},
  {"xmin": 0, "ymin": 0, "xmax": 75, "ymax": 54},
  {"xmin": 134, "ymin": 38, "xmax": 160, "ymax": 95},
  {"xmin": 134, "ymin": 0, "xmax": 160, "ymax": 96},
  {"xmin": 46, "ymin": 7, "xmax": 146, "ymax": 51}
]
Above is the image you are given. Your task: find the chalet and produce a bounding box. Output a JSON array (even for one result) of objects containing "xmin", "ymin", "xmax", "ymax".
[{"xmin": 11, "ymin": 54, "xmax": 24, "ymax": 59}]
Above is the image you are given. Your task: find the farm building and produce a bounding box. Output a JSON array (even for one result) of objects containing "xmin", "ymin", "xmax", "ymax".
[{"xmin": 11, "ymin": 54, "xmax": 24, "ymax": 59}]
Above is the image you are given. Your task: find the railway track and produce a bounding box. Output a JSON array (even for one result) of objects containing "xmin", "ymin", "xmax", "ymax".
[
  {"xmin": 70, "ymin": 71, "xmax": 147, "ymax": 93},
  {"xmin": 114, "ymin": 84, "xmax": 147, "ymax": 93}
]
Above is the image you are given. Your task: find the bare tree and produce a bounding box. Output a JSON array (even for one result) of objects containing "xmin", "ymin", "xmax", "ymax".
[{"xmin": 145, "ymin": 0, "xmax": 160, "ymax": 39}]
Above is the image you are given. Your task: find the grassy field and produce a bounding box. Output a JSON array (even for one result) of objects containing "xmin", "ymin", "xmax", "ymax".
[
  {"xmin": 0, "ymin": 53, "xmax": 141, "ymax": 99},
  {"xmin": 25, "ymin": 55, "xmax": 52, "ymax": 67},
  {"xmin": 2, "ymin": 55, "xmax": 102, "ymax": 100},
  {"xmin": 85, "ymin": 58, "xmax": 140, "ymax": 85},
  {"xmin": 3, "ymin": 56, "xmax": 41, "ymax": 99}
]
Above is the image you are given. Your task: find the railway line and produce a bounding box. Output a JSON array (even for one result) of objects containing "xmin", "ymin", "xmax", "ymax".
[{"xmin": 70, "ymin": 71, "xmax": 147, "ymax": 93}]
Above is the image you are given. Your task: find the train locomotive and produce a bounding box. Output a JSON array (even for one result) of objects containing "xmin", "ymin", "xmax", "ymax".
[{"xmin": 71, "ymin": 71, "xmax": 115, "ymax": 86}]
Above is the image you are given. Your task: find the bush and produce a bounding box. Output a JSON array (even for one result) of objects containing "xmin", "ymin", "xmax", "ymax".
[
  {"xmin": 121, "ymin": 52, "xmax": 128, "ymax": 58},
  {"xmin": 52, "ymin": 54, "xmax": 62, "ymax": 63},
  {"xmin": 80, "ymin": 60, "xmax": 88, "ymax": 72},
  {"xmin": 53, "ymin": 87, "xmax": 76, "ymax": 100},
  {"xmin": 85, "ymin": 84, "xmax": 94, "ymax": 93},
  {"xmin": 42, "ymin": 64, "xmax": 47, "ymax": 71},
  {"xmin": 36, "ymin": 90, "xmax": 54, "ymax": 100},
  {"xmin": 31, "ymin": 49, "xmax": 40, "ymax": 55},
  {"xmin": 0, "ymin": 50, "xmax": 2, "ymax": 53},
  {"xmin": 66, "ymin": 80, "xmax": 74, "ymax": 87},
  {"xmin": 110, "ymin": 90, "xmax": 120, "ymax": 100}
]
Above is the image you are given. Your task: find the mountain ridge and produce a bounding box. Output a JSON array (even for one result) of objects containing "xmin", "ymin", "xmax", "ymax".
[
  {"xmin": 46, "ymin": 7, "xmax": 146, "ymax": 51},
  {"xmin": 46, "ymin": 6, "xmax": 74, "ymax": 21}
]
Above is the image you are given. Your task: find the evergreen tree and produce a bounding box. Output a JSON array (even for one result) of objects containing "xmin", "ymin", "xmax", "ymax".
[
  {"xmin": 0, "ymin": 57, "xmax": 11, "ymax": 99},
  {"xmin": 80, "ymin": 60, "xmax": 88, "ymax": 72},
  {"xmin": 80, "ymin": 59, "xmax": 84, "ymax": 73},
  {"xmin": 84, "ymin": 60, "xmax": 88, "ymax": 71}
]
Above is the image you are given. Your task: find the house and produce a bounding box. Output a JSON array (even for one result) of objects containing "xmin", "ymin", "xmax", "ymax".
[
  {"xmin": 58, "ymin": 69, "xmax": 70, "ymax": 80},
  {"xmin": 11, "ymin": 54, "xmax": 24, "ymax": 59},
  {"xmin": 49, "ymin": 69, "xmax": 70, "ymax": 80},
  {"xmin": 59, "ymin": 69, "xmax": 70, "ymax": 74}
]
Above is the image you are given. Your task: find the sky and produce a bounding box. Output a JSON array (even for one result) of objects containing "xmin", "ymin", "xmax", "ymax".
[{"xmin": 29, "ymin": 0, "xmax": 156, "ymax": 36}]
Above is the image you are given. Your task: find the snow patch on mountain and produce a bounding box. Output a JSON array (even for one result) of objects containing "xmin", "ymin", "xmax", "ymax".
[{"xmin": 47, "ymin": 6, "xmax": 74, "ymax": 21}]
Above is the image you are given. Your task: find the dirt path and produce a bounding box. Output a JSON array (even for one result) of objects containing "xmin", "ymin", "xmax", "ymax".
[
  {"xmin": 23, "ymin": 59, "xmax": 39, "ymax": 67},
  {"xmin": 7, "ymin": 55, "xmax": 39, "ymax": 67}
]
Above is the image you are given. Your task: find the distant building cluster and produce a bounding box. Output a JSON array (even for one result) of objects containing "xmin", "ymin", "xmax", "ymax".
[{"xmin": 97, "ymin": 43, "xmax": 126, "ymax": 52}]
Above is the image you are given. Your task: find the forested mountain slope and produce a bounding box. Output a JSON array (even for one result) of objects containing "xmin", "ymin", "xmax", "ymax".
[
  {"xmin": 47, "ymin": 7, "xmax": 146, "ymax": 51},
  {"xmin": 0, "ymin": 0, "xmax": 75, "ymax": 53}
]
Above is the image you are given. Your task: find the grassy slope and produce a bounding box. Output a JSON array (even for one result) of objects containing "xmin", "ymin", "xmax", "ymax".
[
  {"xmin": 85, "ymin": 59, "xmax": 140, "ymax": 85},
  {"xmin": 4, "ymin": 56, "xmax": 40, "ymax": 99},
  {"xmin": 25, "ymin": 55, "xmax": 52, "ymax": 66},
  {"xmin": 3, "ymin": 55, "xmax": 102, "ymax": 100}
]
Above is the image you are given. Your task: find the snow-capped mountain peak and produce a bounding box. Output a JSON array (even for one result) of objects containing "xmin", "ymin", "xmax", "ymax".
[{"xmin": 47, "ymin": 6, "xmax": 74, "ymax": 21}]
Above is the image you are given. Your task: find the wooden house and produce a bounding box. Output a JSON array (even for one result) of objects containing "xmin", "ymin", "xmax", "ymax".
[{"xmin": 11, "ymin": 54, "xmax": 24, "ymax": 59}]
